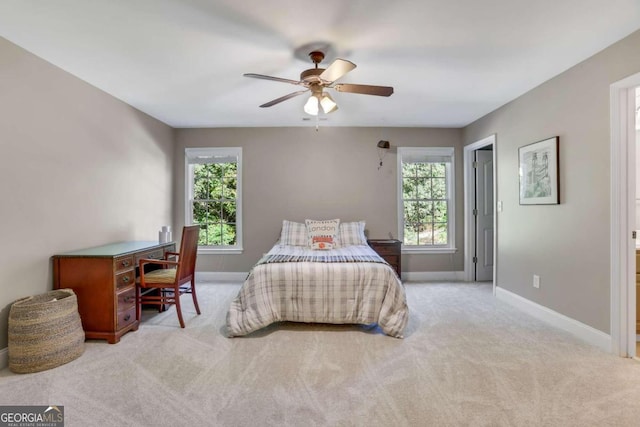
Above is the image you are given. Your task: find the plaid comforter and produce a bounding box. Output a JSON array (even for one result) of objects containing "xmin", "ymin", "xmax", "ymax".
[{"xmin": 226, "ymin": 244, "xmax": 408, "ymax": 338}]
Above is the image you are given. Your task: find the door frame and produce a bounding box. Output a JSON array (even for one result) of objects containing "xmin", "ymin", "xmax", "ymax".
[
  {"xmin": 463, "ymin": 134, "xmax": 497, "ymax": 293},
  {"xmin": 610, "ymin": 73, "xmax": 640, "ymax": 357}
]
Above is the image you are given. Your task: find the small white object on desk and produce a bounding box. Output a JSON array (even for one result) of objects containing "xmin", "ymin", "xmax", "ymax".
[{"xmin": 159, "ymin": 226, "xmax": 172, "ymax": 243}]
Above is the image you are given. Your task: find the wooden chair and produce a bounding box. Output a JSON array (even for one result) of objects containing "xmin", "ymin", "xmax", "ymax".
[{"xmin": 136, "ymin": 225, "xmax": 201, "ymax": 328}]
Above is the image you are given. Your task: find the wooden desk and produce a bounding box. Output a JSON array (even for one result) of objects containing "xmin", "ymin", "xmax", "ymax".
[{"xmin": 52, "ymin": 241, "xmax": 176, "ymax": 344}]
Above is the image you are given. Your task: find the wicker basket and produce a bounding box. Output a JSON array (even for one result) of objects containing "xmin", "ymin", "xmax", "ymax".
[{"xmin": 8, "ymin": 289, "xmax": 85, "ymax": 374}]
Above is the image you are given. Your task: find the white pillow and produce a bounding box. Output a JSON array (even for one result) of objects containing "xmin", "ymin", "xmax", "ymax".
[
  {"xmin": 305, "ymin": 219, "xmax": 340, "ymax": 250},
  {"xmin": 338, "ymin": 221, "xmax": 368, "ymax": 246},
  {"xmin": 279, "ymin": 220, "xmax": 307, "ymax": 246}
]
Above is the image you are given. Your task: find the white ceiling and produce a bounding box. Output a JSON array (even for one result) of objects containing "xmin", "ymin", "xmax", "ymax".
[{"xmin": 1, "ymin": 0, "xmax": 639, "ymax": 128}]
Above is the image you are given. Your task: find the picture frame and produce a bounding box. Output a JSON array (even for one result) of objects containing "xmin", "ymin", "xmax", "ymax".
[{"xmin": 518, "ymin": 136, "xmax": 559, "ymax": 205}]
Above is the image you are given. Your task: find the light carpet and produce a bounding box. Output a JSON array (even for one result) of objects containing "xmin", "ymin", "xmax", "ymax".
[{"xmin": 2, "ymin": 282, "xmax": 640, "ymax": 427}]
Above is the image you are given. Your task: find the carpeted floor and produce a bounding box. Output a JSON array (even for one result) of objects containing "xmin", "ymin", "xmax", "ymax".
[{"xmin": 2, "ymin": 281, "xmax": 640, "ymax": 427}]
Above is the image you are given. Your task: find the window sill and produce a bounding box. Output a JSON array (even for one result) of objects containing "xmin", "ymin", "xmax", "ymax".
[
  {"xmin": 197, "ymin": 247, "xmax": 243, "ymax": 255},
  {"xmin": 402, "ymin": 247, "xmax": 457, "ymax": 255}
]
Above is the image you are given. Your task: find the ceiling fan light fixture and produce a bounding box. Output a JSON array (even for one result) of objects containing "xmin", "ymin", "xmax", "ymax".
[
  {"xmin": 320, "ymin": 92, "xmax": 338, "ymax": 114},
  {"xmin": 303, "ymin": 95, "xmax": 320, "ymax": 115},
  {"xmin": 304, "ymin": 92, "xmax": 338, "ymax": 116}
]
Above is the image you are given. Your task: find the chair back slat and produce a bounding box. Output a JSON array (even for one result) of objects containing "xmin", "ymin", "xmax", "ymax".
[{"xmin": 176, "ymin": 225, "xmax": 200, "ymax": 282}]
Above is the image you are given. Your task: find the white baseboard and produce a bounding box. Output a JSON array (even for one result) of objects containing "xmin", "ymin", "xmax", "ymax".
[
  {"xmin": 496, "ymin": 286, "xmax": 611, "ymax": 352},
  {"xmin": 196, "ymin": 271, "xmax": 247, "ymax": 283},
  {"xmin": 0, "ymin": 347, "xmax": 7, "ymax": 370},
  {"xmin": 402, "ymin": 271, "xmax": 465, "ymax": 282}
]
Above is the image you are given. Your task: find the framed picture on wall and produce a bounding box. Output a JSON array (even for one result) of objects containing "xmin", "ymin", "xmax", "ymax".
[{"xmin": 518, "ymin": 136, "xmax": 559, "ymax": 205}]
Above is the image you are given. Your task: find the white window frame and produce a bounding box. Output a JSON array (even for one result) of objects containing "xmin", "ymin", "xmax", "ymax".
[
  {"xmin": 185, "ymin": 147, "xmax": 243, "ymax": 254},
  {"xmin": 397, "ymin": 146, "xmax": 456, "ymax": 254}
]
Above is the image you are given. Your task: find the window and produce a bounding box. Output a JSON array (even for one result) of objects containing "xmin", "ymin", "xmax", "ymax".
[
  {"xmin": 397, "ymin": 147, "xmax": 456, "ymax": 253},
  {"xmin": 185, "ymin": 147, "xmax": 242, "ymax": 253}
]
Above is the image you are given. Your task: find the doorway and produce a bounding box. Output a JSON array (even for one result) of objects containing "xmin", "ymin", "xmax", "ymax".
[
  {"xmin": 474, "ymin": 148, "xmax": 494, "ymax": 282},
  {"xmin": 610, "ymin": 73, "xmax": 640, "ymax": 358},
  {"xmin": 635, "ymin": 87, "xmax": 640, "ymax": 359},
  {"xmin": 464, "ymin": 134, "xmax": 497, "ymax": 292}
]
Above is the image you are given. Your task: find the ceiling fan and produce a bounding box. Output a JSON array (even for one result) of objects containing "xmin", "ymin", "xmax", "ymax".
[{"xmin": 244, "ymin": 51, "xmax": 394, "ymax": 116}]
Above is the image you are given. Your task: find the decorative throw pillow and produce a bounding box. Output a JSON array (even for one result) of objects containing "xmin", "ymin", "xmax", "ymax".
[
  {"xmin": 338, "ymin": 221, "xmax": 368, "ymax": 247},
  {"xmin": 305, "ymin": 219, "xmax": 340, "ymax": 250},
  {"xmin": 310, "ymin": 236, "xmax": 334, "ymax": 250},
  {"xmin": 279, "ymin": 220, "xmax": 307, "ymax": 246}
]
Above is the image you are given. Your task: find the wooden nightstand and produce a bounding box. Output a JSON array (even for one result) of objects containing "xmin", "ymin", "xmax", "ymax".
[{"xmin": 367, "ymin": 239, "xmax": 402, "ymax": 279}]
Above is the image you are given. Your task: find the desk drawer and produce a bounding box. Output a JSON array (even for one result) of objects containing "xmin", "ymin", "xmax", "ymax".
[
  {"xmin": 117, "ymin": 306, "xmax": 136, "ymax": 329},
  {"xmin": 115, "ymin": 270, "xmax": 135, "ymax": 289},
  {"xmin": 136, "ymin": 249, "xmax": 164, "ymax": 263},
  {"xmin": 114, "ymin": 256, "xmax": 134, "ymax": 272},
  {"xmin": 117, "ymin": 287, "xmax": 136, "ymax": 311}
]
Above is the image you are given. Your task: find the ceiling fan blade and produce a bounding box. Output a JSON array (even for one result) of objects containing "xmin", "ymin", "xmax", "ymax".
[
  {"xmin": 319, "ymin": 59, "xmax": 356, "ymax": 83},
  {"xmin": 259, "ymin": 90, "xmax": 309, "ymax": 108},
  {"xmin": 333, "ymin": 83, "xmax": 394, "ymax": 97},
  {"xmin": 244, "ymin": 73, "xmax": 303, "ymax": 86}
]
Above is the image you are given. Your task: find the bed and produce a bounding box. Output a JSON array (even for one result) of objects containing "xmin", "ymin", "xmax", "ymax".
[{"xmin": 226, "ymin": 220, "xmax": 408, "ymax": 338}]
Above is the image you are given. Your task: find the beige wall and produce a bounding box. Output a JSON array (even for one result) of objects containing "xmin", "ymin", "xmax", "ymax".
[
  {"xmin": 0, "ymin": 37, "xmax": 175, "ymax": 349},
  {"xmin": 175, "ymin": 127, "xmax": 464, "ymax": 273},
  {"xmin": 463, "ymin": 29, "xmax": 640, "ymax": 334}
]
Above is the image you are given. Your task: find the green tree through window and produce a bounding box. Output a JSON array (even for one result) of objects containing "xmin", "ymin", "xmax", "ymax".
[
  {"xmin": 186, "ymin": 147, "xmax": 242, "ymax": 251},
  {"xmin": 398, "ymin": 147, "xmax": 455, "ymax": 250},
  {"xmin": 402, "ymin": 162, "xmax": 448, "ymax": 245},
  {"xmin": 192, "ymin": 162, "xmax": 237, "ymax": 246}
]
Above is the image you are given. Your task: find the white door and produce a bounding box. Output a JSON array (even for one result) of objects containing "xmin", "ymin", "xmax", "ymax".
[{"xmin": 475, "ymin": 150, "xmax": 494, "ymax": 281}]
